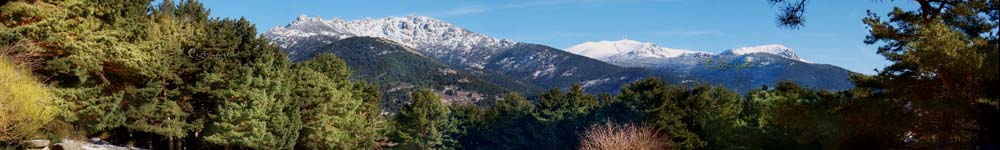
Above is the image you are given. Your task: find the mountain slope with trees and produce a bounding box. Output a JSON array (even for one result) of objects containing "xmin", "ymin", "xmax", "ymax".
[
  {"xmin": 263, "ymin": 16, "xmax": 654, "ymax": 94},
  {"xmin": 566, "ymin": 40, "xmax": 856, "ymax": 92},
  {"xmin": 300, "ymin": 36, "xmax": 540, "ymax": 111}
]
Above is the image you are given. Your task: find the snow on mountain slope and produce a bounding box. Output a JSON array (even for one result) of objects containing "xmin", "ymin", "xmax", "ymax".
[
  {"xmin": 719, "ymin": 44, "xmax": 807, "ymax": 62},
  {"xmin": 565, "ymin": 40, "xmax": 852, "ymax": 92},
  {"xmin": 566, "ymin": 40, "xmax": 809, "ymax": 63},
  {"xmin": 265, "ymin": 15, "xmax": 651, "ymax": 92},
  {"xmin": 265, "ymin": 14, "xmax": 517, "ymax": 67},
  {"xmin": 565, "ymin": 39, "xmax": 708, "ymax": 60}
]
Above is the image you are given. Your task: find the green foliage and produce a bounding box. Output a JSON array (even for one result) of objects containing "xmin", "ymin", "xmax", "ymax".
[
  {"xmin": 53, "ymin": 86, "xmax": 126, "ymax": 133},
  {"xmin": 772, "ymin": 0, "xmax": 999, "ymax": 148},
  {"xmin": 304, "ymin": 37, "xmax": 540, "ymax": 112},
  {"xmin": 687, "ymin": 85, "xmax": 744, "ymax": 149},
  {"xmin": 392, "ymin": 89, "xmax": 452, "ymax": 150},
  {"xmin": 1, "ymin": 1, "xmax": 387, "ymax": 149},
  {"xmin": 536, "ymin": 83, "xmax": 597, "ymax": 122},
  {"xmin": 859, "ymin": 0, "xmax": 998, "ymax": 148},
  {"xmin": 291, "ymin": 54, "xmax": 384, "ymax": 149},
  {"xmin": 531, "ymin": 83, "xmax": 598, "ymax": 149},
  {"xmin": 442, "ymin": 104, "xmax": 484, "ymax": 149},
  {"xmin": 454, "ymin": 93, "xmax": 543, "ymax": 150},
  {"xmin": 493, "ymin": 93, "xmax": 534, "ymax": 118},
  {"xmin": 296, "ymin": 54, "xmax": 351, "ymax": 83},
  {"xmin": 615, "ymin": 78, "xmax": 704, "ymax": 149},
  {"xmin": 202, "ymin": 57, "xmax": 299, "ymax": 150},
  {"xmin": 1, "ymin": 0, "xmax": 156, "ymax": 134},
  {"xmin": 446, "ymin": 78, "xmax": 889, "ymax": 150}
]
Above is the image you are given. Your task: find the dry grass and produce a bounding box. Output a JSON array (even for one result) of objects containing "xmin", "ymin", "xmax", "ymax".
[
  {"xmin": 0, "ymin": 56, "xmax": 57, "ymax": 143},
  {"xmin": 578, "ymin": 122, "xmax": 668, "ymax": 150}
]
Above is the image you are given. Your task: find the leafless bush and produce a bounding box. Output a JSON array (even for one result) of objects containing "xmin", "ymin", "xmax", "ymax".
[
  {"xmin": 0, "ymin": 43, "xmax": 44, "ymax": 71},
  {"xmin": 579, "ymin": 122, "xmax": 668, "ymax": 150}
]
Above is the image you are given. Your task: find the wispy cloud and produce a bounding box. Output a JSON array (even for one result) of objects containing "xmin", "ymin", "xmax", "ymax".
[
  {"xmin": 417, "ymin": 0, "xmax": 680, "ymax": 17},
  {"xmin": 655, "ymin": 29, "xmax": 723, "ymax": 36}
]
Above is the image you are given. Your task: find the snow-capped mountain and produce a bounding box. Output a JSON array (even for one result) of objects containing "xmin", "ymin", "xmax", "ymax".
[
  {"xmin": 565, "ymin": 39, "xmax": 710, "ymax": 61},
  {"xmin": 565, "ymin": 40, "xmax": 853, "ymax": 92},
  {"xmin": 565, "ymin": 40, "xmax": 807, "ymax": 63},
  {"xmin": 719, "ymin": 44, "xmax": 807, "ymax": 62},
  {"xmin": 265, "ymin": 15, "xmax": 516, "ymax": 67},
  {"xmin": 264, "ymin": 15, "xmax": 651, "ymax": 93},
  {"xmin": 265, "ymin": 14, "xmax": 853, "ymax": 93}
]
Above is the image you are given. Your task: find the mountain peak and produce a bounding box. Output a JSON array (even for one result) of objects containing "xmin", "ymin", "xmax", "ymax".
[
  {"xmin": 265, "ymin": 15, "xmax": 519, "ymax": 67},
  {"xmin": 609, "ymin": 38, "xmax": 641, "ymax": 44},
  {"xmin": 268, "ymin": 15, "xmax": 516, "ymax": 48},
  {"xmin": 565, "ymin": 39, "xmax": 706, "ymax": 60},
  {"xmin": 402, "ymin": 15, "xmax": 437, "ymax": 21},
  {"xmin": 296, "ymin": 14, "xmax": 308, "ymax": 20},
  {"xmin": 292, "ymin": 14, "xmax": 326, "ymax": 25},
  {"xmin": 721, "ymin": 44, "xmax": 806, "ymax": 62}
]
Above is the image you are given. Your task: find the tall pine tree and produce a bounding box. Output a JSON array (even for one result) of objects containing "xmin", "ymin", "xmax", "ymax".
[{"xmin": 392, "ymin": 89, "xmax": 451, "ymax": 150}]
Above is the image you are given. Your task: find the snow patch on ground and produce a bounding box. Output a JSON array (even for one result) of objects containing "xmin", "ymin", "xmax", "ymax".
[
  {"xmin": 532, "ymin": 64, "xmax": 557, "ymax": 79},
  {"xmin": 52, "ymin": 139, "xmax": 144, "ymax": 150},
  {"xmin": 581, "ymin": 78, "xmax": 611, "ymax": 88}
]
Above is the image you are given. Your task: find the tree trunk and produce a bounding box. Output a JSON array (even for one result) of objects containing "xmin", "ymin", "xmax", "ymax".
[
  {"xmin": 169, "ymin": 136, "xmax": 175, "ymax": 150},
  {"xmin": 148, "ymin": 136, "xmax": 154, "ymax": 150}
]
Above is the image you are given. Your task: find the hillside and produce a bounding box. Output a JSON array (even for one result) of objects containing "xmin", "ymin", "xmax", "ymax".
[
  {"xmin": 566, "ymin": 39, "xmax": 855, "ymax": 92},
  {"xmin": 264, "ymin": 15, "xmax": 653, "ymax": 93},
  {"xmin": 299, "ymin": 37, "xmax": 540, "ymax": 109}
]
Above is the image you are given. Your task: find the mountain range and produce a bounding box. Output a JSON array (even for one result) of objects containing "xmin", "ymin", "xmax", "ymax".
[
  {"xmin": 263, "ymin": 15, "xmax": 855, "ymax": 103},
  {"xmin": 565, "ymin": 39, "xmax": 855, "ymax": 92}
]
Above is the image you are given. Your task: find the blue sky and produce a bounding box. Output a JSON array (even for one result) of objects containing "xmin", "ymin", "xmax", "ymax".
[{"xmin": 198, "ymin": 0, "xmax": 918, "ymax": 74}]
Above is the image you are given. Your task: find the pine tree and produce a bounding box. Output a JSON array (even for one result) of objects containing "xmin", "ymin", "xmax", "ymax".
[
  {"xmin": 2, "ymin": 1, "xmax": 386, "ymax": 149},
  {"xmin": 459, "ymin": 93, "xmax": 542, "ymax": 149},
  {"xmin": 119, "ymin": 1, "xmax": 205, "ymax": 148},
  {"xmin": 197, "ymin": 18, "xmax": 301, "ymax": 150},
  {"xmin": 687, "ymin": 85, "xmax": 744, "ymax": 150},
  {"xmin": 0, "ymin": 0, "xmax": 168, "ymax": 134},
  {"xmin": 201, "ymin": 63, "xmax": 295, "ymax": 149},
  {"xmin": 531, "ymin": 84, "xmax": 599, "ymax": 150},
  {"xmin": 392, "ymin": 89, "xmax": 450, "ymax": 150},
  {"xmin": 770, "ymin": 0, "xmax": 999, "ymax": 148},
  {"xmin": 350, "ymin": 82, "xmax": 390, "ymax": 149},
  {"xmin": 617, "ymin": 78, "xmax": 704, "ymax": 149},
  {"xmin": 536, "ymin": 84, "xmax": 596, "ymax": 123},
  {"xmin": 291, "ymin": 54, "xmax": 377, "ymax": 149},
  {"xmin": 494, "ymin": 93, "xmax": 534, "ymax": 118}
]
